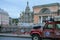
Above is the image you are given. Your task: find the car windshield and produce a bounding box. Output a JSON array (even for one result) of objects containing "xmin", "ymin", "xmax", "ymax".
[
  {"xmin": 56, "ymin": 24, "xmax": 60, "ymax": 29},
  {"xmin": 33, "ymin": 26, "xmax": 41, "ymax": 29}
]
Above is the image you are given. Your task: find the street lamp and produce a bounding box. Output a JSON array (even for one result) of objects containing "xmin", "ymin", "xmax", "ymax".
[
  {"xmin": 57, "ymin": 3, "xmax": 59, "ymax": 15},
  {"xmin": 0, "ymin": 12, "xmax": 2, "ymax": 32},
  {"xmin": 1, "ymin": 12, "xmax": 2, "ymax": 27}
]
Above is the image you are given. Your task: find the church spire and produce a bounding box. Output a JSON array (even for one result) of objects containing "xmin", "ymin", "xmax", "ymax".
[
  {"xmin": 25, "ymin": 1, "xmax": 30, "ymax": 13},
  {"xmin": 27, "ymin": 1, "xmax": 29, "ymax": 6}
]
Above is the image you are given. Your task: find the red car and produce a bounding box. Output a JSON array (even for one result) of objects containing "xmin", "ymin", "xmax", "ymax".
[{"xmin": 30, "ymin": 18, "xmax": 60, "ymax": 40}]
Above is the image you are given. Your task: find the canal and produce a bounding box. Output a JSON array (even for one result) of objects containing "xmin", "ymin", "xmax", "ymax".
[{"xmin": 0, "ymin": 36, "xmax": 32, "ymax": 40}]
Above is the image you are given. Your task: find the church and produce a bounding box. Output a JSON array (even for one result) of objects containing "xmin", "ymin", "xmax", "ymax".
[
  {"xmin": 18, "ymin": 2, "xmax": 34, "ymax": 26},
  {"xmin": 19, "ymin": 2, "xmax": 33, "ymax": 23}
]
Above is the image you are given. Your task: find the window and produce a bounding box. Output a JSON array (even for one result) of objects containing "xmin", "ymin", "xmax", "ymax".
[
  {"xmin": 48, "ymin": 24, "xmax": 53, "ymax": 28},
  {"xmin": 40, "ymin": 8, "xmax": 51, "ymax": 14},
  {"xmin": 43, "ymin": 16, "xmax": 48, "ymax": 20},
  {"xmin": 33, "ymin": 26, "xmax": 41, "ymax": 29},
  {"xmin": 56, "ymin": 24, "xmax": 60, "ymax": 29},
  {"xmin": 45, "ymin": 24, "xmax": 54, "ymax": 29}
]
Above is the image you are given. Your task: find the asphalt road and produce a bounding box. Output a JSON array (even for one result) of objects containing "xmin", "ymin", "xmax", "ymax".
[
  {"xmin": 0, "ymin": 36, "xmax": 56, "ymax": 40},
  {"xmin": 0, "ymin": 36, "xmax": 32, "ymax": 40}
]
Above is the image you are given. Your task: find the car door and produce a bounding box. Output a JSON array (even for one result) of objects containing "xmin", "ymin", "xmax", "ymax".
[{"xmin": 43, "ymin": 23, "xmax": 55, "ymax": 38}]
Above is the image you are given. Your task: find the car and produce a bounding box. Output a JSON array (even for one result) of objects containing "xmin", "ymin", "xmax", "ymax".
[{"xmin": 30, "ymin": 18, "xmax": 60, "ymax": 40}]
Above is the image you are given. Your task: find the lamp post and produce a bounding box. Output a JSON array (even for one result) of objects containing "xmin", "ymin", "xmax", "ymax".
[
  {"xmin": 57, "ymin": 3, "xmax": 59, "ymax": 15},
  {"xmin": 0, "ymin": 12, "xmax": 2, "ymax": 32},
  {"xmin": 1, "ymin": 14, "xmax": 2, "ymax": 27}
]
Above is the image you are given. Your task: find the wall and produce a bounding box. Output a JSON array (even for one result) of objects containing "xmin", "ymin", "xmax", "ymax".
[{"xmin": 33, "ymin": 5, "xmax": 60, "ymax": 24}]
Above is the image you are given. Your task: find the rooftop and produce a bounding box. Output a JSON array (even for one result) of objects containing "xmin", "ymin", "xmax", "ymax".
[
  {"xmin": 0, "ymin": 8, "xmax": 9, "ymax": 16},
  {"xmin": 33, "ymin": 3, "xmax": 60, "ymax": 8}
]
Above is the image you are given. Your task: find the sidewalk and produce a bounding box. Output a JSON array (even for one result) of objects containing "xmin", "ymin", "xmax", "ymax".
[{"xmin": 0, "ymin": 33, "xmax": 31, "ymax": 38}]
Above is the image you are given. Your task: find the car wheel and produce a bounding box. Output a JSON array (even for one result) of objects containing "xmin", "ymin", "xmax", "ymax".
[{"xmin": 32, "ymin": 35, "xmax": 41, "ymax": 40}]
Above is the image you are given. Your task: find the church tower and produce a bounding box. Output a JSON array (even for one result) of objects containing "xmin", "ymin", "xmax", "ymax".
[
  {"xmin": 19, "ymin": 1, "xmax": 33, "ymax": 23},
  {"xmin": 25, "ymin": 1, "xmax": 30, "ymax": 13}
]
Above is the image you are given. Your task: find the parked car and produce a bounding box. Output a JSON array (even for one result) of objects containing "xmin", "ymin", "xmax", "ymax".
[{"xmin": 30, "ymin": 18, "xmax": 60, "ymax": 40}]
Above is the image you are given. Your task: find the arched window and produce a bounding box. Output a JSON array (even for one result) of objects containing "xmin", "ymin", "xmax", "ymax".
[{"xmin": 40, "ymin": 8, "xmax": 51, "ymax": 14}]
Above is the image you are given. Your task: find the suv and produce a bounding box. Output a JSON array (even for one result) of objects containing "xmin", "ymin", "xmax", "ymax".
[{"xmin": 30, "ymin": 19, "xmax": 60, "ymax": 40}]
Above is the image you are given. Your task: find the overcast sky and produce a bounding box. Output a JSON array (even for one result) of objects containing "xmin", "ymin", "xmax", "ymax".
[{"xmin": 0, "ymin": 0, "xmax": 60, "ymax": 18}]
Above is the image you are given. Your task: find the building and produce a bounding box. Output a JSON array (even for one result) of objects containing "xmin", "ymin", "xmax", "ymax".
[
  {"xmin": 0, "ymin": 8, "xmax": 9, "ymax": 26},
  {"xmin": 33, "ymin": 3, "xmax": 60, "ymax": 24},
  {"xmin": 9, "ymin": 17, "xmax": 12, "ymax": 25},
  {"xmin": 19, "ymin": 2, "xmax": 34, "ymax": 24}
]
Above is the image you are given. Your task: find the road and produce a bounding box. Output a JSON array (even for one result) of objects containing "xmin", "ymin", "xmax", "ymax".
[
  {"xmin": 0, "ymin": 33, "xmax": 55, "ymax": 40},
  {"xmin": 0, "ymin": 36, "xmax": 54, "ymax": 40},
  {"xmin": 0, "ymin": 36, "xmax": 32, "ymax": 40},
  {"xmin": 0, "ymin": 33, "xmax": 32, "ymax": 40}
]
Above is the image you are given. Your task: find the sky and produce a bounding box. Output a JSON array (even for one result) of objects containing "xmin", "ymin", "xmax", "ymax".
[{"xmin": 0, "ymin": 0, "xmax": 60, "ymax": 18}]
